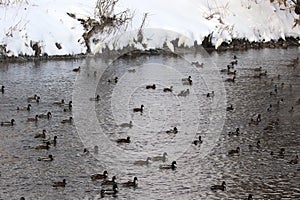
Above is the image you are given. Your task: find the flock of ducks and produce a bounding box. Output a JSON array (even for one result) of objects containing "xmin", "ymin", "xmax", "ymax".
[
  {"xmin": 209, "ymin": 55, "xmax": 299, "ymax": 198},
  {"xmin": 1, "ymin": 53, "xmax": 298, "ymax": 199}
]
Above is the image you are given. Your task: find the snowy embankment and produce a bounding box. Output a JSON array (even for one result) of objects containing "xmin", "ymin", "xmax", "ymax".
[{"xmin": 0, "ymin": 0, "xmax": 299, "ymax": 57}]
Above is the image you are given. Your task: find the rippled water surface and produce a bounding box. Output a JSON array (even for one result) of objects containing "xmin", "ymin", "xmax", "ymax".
[{"xmin": 0, "ymin": 48, "xmax": 300, "ymax": 200}]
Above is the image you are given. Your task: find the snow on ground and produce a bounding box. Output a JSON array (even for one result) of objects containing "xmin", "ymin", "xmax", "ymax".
[{"xmin": 0, "ymin": 0, "xmax": 299, "ymax": 56}]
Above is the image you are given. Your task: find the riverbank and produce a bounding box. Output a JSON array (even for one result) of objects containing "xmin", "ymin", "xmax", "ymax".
[
  {"xmin": 1, "ymin": 36, "xmax": 299, "ymax": 63},
  {"xmin": 1, "ymin": 0, "xmax": 299, "ymax": 60}
]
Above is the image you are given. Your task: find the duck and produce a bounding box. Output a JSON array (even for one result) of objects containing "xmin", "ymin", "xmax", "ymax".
[
  {"xmin": 43, "ymin": 136, "xmax": 57, "ymax": 146},
  {"xmin": 253, "ymin": 74, "xmax": 261, "ymax": 79},
  {"xmin": 101, "ymin": 176, "xmax": 117, "ymax": 186},
  {"xmin": 227, "ymin": 70, "xmax": 236, "ymax": 75},
  {"xmin": 182, "ymin": 76, "xmax": 191, "ymax": 82},
  {"xmin": 163, "ymin": 86, "xmax": 173, "ymax": 92},
  {"xmin": 146, "ymin": 84, "xmax": 156, "ymax": 89},
  {"xmin": 28, "ymin": 96, "xmax": 40, "ymax": 103},
  {"xmin": 0, "ymin": 85, "xmax": 4, "ymax": 93},
  {"xmin": 34, "ymin": 129, "xmax": 46, "ymax": 139},
  {"xmin": 226, "ymin": 104, "xmax": 234, "ymax": 111},
  {"xmin": 116, "ymin": 136, "xmax": 130, "ymax": 143},
  {"xmin": 166, "ymin": 127, "xmax": 178, "ymax": 134},
  {"xmin": 228, "ymin": 147, "xmax": 240, "ymax": 155},
  {"xmin": 63, "ymin": 107, "xmax": 72, "ymax": 112},
  {"xmin": 259, "ymin": 71, "xmax": 267, "ymax": 76},
  {"xmin": 133, "ymin": 105, "xmax": 144, "ymax": 112},
  {"xmin": 182, "ymin": 76, "xmax": 192, "ymax": 85},
  {"xmin": 108, "ymin": 77, "xmax": 118, "ymax": 84},
  {"xmin": 228, "ymin": 128, "xmax": 240, "ymax": 136},
  {"xmin": 288, "ymin": 155, "xmax": 299, "ymax": 164},
  {"xmin": 35, "ymin": 142, "xmax": 50, "ymax": 150},
  {"xmin": 220, "ymin": 65, "xmax": 231, "ymax": 73},
  {"xmin": 159, "ymin": 161, "xmax": 177, "ymax": 170},
  {"xmin": 91, "ymin": 170, "xmax": 108, "ymax": 180},
  {"xmin": 230, "ymin": 59, "xmax": 238, "ymax": 65},
  {"xmin": 122, "ymin": 177, "xmax": 138, "ymax": 187},
  {"xmin": 249, "ymin": 140, "xmax": 261, "ymax": 149},
  {"xmin": 183, "ymin": 78, "xmax": 192, "ymax": 85},
  {"xmin": 193, "ymin": 136, "xmax": 203, "ymax": 145},
  {"xmin": 27, "ymin": 115, "xmax": 39, "ymax": 122},
  {"xmin": 134, "ymin": 157, "xmax": 151, "ymax": 166},
  {"xmin": 206, "ymin": 91, "xmax": 214, "ymax": 98},
  {"xmin": 267, "ymin": 104, "xmax": 272, "ymax": 112},
  {"xmin": 210, "ymin": 181, "xmax": 226, "ymax": 191},
  {"xmin": 38, "ymin": 154, "xmax": 53, "ymax": 161},
  {"xmin": 248, "ymin": 194, "xmax": 253, "ymax": 200},
  {"xmin": 53, "ymin": 99, "xmax": 65, "ymax": 106},
  {"xmin": 225, "ymin": 76, "xmax": 236, "ymax": 82},
  {"xmin": 151, "ymin": 152, "xmax": 168, "ymax": 162},
  {"xmin": 27, "ymin": 94, "xmax": 38, "ymax": 101},
  {"xmin": 254, "ymin": 66, "xmax": 262, "ymax": 71},
  {"xmin": 1, "ymin": 119, "xmax": 15, "ymax": 126},
  {"xmin": 191, "ymin": 61, "xmax": 204, "ymax": 68},
  {"xmin": 83, "ymin": 148, "xmax": 90, "ymax": 154},
  {"xmin": 177, "ymin": 89, "xmax": 189, "ymax": 97},
  {"xmin": 90, "ymin": 95, "xmax": 100, "ymax": 101},
  {"xmin": 119, "ymin": 121, "xmax": 133, "ymax": 128},
  {"xmin": 61, "ymin": 117, "xmax": 73, "ymax": 124},
  {"xmin": 128, "ymin": 68, "xmax": 136, "ymax": 73},
  {"xmin": 271, "ymin": 148, "xmax": 285, "ymax": 158},
  {"xmin": 17, "ymin": 104, "xmax": 31, "ymax": 111},
  {"xmin": 39, "ymin": 112, "xmax": 52, "ymax": 119},
  {"xmin": 72, "ymin": 66, "xmax": 80, "ymax": 72},
  {"xmin": 94, "ymin": 145, "xmax": 99, "ymax": 154},
  {"xmin": 248, "ymin": 118, "xmax": 259, "ymax": 126},
  {"xmin": 62, "ymin": 101, "xmax": 72, "ymax": 109},
  {"xmin": 52, "ymin": 179, "xmax": 66, "ymax": 187},
  {"xmin": 100, "ymin": 183, "xmax": 118, "ymax": 197}
]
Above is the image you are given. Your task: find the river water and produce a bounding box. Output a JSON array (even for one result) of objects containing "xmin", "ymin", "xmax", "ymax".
[{"xmin": 0, "ymin": 47, "xmax": 299, "ymax": 200}]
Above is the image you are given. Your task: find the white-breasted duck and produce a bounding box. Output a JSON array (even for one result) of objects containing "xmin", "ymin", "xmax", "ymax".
[
  {"xmin": 73, "ymin": 66, "xmax": 80, "ymax": 72},
  {"xmin": 163, "ymin": 86, "xmax": 173, "ymax": 92},
  {"xmin": 53, "ymin": 99, "xmax": 65, "ymax": 106},
  {"xmin": 38, "ymin": 154, "xmax": 53, "ymax": 161},
  {"xmin": 1, "ymin": 119, "xmax": 15, "ymax": 126},
  {"xmin": 159, "ymin": 161, "xmax": 177, "ymax": 170},
  {"xmin": 101, "ymin": 176, "xmax": 117, "ymax": 186},
  {"xmin": 39, "ymin": 112, "xmax": 52, "ymax": 119},
  {"xmin": 17, "ymin": 104, "xmax": 31, "ymax": 111}
]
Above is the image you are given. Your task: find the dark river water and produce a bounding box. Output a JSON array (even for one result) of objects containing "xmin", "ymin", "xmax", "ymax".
[{"xmin": 0, "ymin": 47, "xmax": 299, "ymax": 200}]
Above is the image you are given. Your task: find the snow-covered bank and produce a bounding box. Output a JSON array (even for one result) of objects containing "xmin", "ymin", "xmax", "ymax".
[{"xmin": 0, "ymin": 0, "xmax": 299, "ymax": 57}]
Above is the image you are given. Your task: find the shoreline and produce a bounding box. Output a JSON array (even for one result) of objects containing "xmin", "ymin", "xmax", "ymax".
[{"xmin": 0, "ymin": 37, "xmax": 299, "ymax": 63}]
